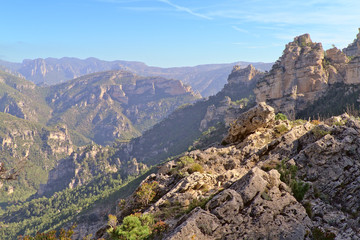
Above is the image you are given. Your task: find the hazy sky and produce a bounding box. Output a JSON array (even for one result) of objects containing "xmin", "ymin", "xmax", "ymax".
[{"xmin": 1, "ymin": 0, "xmax": 360, "ymax": 67}]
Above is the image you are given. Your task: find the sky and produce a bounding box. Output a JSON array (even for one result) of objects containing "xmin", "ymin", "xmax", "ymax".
[{"xmin": 1, "ymin": 0, "xmax": 360, "ymax": 67}]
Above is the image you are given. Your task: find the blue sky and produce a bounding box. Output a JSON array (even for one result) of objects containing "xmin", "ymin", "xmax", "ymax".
[{"xmin": 1, "ymin": 0, "xmax": 360, "ymax": 67}]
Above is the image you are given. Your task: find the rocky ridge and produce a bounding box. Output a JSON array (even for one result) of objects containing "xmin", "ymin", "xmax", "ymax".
[
  {"xmin": 254, "ymin": 31, "xmax": 360, "ymax": 119},
  {"xmin": 100, "ymin": 103, "xmax": 360, "ymax": 239}
]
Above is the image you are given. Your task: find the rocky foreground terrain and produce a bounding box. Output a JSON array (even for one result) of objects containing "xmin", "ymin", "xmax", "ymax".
[{"xmin": 97, "ymin": 103, "xmax": 360, "ymax": 239}]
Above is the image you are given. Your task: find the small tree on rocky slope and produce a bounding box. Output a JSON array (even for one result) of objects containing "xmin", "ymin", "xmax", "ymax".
[{"xmin": 135, "ymin": 181, "xmax": 158, "ymax": 206}]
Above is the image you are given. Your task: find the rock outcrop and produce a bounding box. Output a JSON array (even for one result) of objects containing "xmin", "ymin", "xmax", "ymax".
[
  {"xmin": 99, "ymin": 103, "xmax": 360, "ymax": 239},
  {"xmin": 199, "ymin": 64, "xmax": 264, "ymax": 132},
  {"xmin": 343, "ymin": 28, "xmax": 360, "ymax": 57},
  {"xmin": 254, "ymin": 31, "xmax": 360, "ymax": 119},
  {"xmin": 166, "ymin": 168, "xmax": 312, "ymax": 240},
  {"xmin": 227, "ymin": 64, "xmax": 262, "ymax": 85},
  {"xmin": 254, "ymin": 34, "xmax": 330, "ymax": 118},
  {"xmin": 222, "ymin": 102, "xmax": 275, "ymax": 144}
]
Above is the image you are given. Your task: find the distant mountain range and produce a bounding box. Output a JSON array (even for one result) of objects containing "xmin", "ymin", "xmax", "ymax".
[{"xmin": 0, "ymin": 58, "xmax": 273, "ymax": 96}]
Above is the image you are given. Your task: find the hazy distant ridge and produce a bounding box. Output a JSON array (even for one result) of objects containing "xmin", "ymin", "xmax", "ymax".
[{"xmin": 0, "ymin": 58, "xmax": 272, "ymax": 96}]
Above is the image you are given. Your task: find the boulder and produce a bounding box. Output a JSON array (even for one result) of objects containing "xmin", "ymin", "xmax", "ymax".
[{"xmin": 222, "ymin": 102, "xmax": 275, "ymax": 144}]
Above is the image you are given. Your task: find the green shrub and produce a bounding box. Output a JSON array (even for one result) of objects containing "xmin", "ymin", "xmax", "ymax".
[
  {"xmin": 312, "ymin": 126, "xmax": 331, "ymax": 138},
  {"xmin": 303, "ymin": 201, "xmax": 313, "ymax": 219},
  {"xmin": 275, "ymin": 124, "xmax": 289, "ymax": 136},
  {"xmin": 291, "ymin": 180, "xmax": 310, "ymax": 202},
  {"xmin": 186, "ymin": 197, "xmax": 212, "ymax": 214},
  {"xmin": 135, "ymin": 181, "xmax": 158, "ymax": 207},
  {"xmin": 276, "ymin": 160, "xmax": 310, "ymax": 202},
  {"xmin": 178, "ymin": 156, "xmax": 194, "ymax": 167},
  {"xmin": 312, "ymin": 227, "xmax": 336, "ymax": 240},
  {"xmin": 275, "ymin": 113, "xmax": 287, "ymax": 121},
  {"xmin": 188, "ymin": 163, "xmax": 204, "ymax": 174},
  {"xmin": 276, "ymin": 160, "xmax": 297, "ymax": 185},
  {"xmin": 108, "ymin": 214, "xmax": 152, "ymax": 240},
  {"xmin": 291, "ymin": 119, "xmax": 307, "ymax": 126}
]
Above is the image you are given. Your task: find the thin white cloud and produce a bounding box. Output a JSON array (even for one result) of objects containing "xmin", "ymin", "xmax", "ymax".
[
  {"xmin": 158, "ymin": 0, "xmax": 212, "ymax": 20},
  {"xmin": 232, "ymin": 26, "xmax": 248, "ymax": 33}
]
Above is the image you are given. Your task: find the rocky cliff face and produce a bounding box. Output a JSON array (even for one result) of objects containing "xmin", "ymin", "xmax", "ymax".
[
  {"xmin": 255, "ymin": 34, "xmax": 329, "ymax": 118},
  {"xmin": 343, "ymin": 28, "xmax": 360, "ymax": 57},
  {"xmin": 0, "ymin": 114, "xmax": 73, "ymax": 202},
  {"xmin": 37, "ymin": 143, "xmax": 148, "ymax": 197},
  {"xmin": 254, "ymin": 32, "xmax": 360, "ymax": 119},
  {"xmin": 99, "ymin": 103, "xmax": 360, "ymax": 239}
]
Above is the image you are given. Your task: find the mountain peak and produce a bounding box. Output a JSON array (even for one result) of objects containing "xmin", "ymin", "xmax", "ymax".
[
  {"xmin": 343, "ymin": 28, "xmax": 360, "ymax": 57},
  {"xmin": 227, "ymin": 64, "xmax": 262, "ymax": 85},
  {"xmin": 294, "ymin": 33, "xmax": 312, "ymax": 45}
]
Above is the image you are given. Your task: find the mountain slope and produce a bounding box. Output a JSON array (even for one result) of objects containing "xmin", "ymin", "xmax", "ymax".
[
  {"xmin": 0, "ymin": 69, "xmax": 199, "ymax": 146},
  {"xmin": 45, "ymin": 70, "xmax": 200, "ymax": 145},
  {"xmin": 0, "ymin": 71, "xmax": 52, "ymax": 124},
  {"xmin": 0, "ymin": 113, "xmax": 73, "ymax": 204},
  {"xmin": 122, "ymin": 64, "xmax": 264, "ymax": 166},
  {"xmin": 0, "ymin": 64, "xmax": 264, "ymax": 239}
]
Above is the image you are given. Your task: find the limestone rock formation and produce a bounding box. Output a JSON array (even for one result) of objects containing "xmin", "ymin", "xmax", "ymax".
[
  {"xmin": 227, "ymin": 64, "xmax": 262, "ymax": 85},
  {"xmin": 343, "ymin": 28, "xmax": 360, "ymax": 57},
  {"xmin": 254, "ymin": 31, "xmax": 360, "ymax": 118},
  {"xmin": 166, "ymin": 168, "xmax": 312, "ymax": 240},
  {"xmin": 98, "ymin": 103, "xmax": 360, "ymax": 239},
  {"xmin": 222, "ymin": 102, "xmax": 275, "ymax": 144},
  {"xmin": 345, "ymin": 55, "xmax": 360, "ymax": 84},
  {"xmin": 254, "ymin": 34, "xmax": 330, "ymax": 118},
  {"xmin": 199, "ymin": 64, "xmax": 264, "ymax": 132}
]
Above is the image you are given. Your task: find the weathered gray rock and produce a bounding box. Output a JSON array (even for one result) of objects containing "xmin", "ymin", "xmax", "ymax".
[
  {"xmin": 206, "ymin": 189, "xmax": 244, "ymax": 222},
  {"xmin": 222, "ymin": 102, "xmax": 275, "ymax": 144},
  {"xmin": 164, "ymin": 208, "xmax": 221, "ymax": 240},
  {"xmin": 343, "ymin": 28, "xmax": 360, "ymax": 57},
  {"xmin": 165, "ymin": 167, "xmax": 312, "ymax": 240},
  {"xmin": 98, "ymin": 107, "xmax": 360, "ymax": 239}
]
